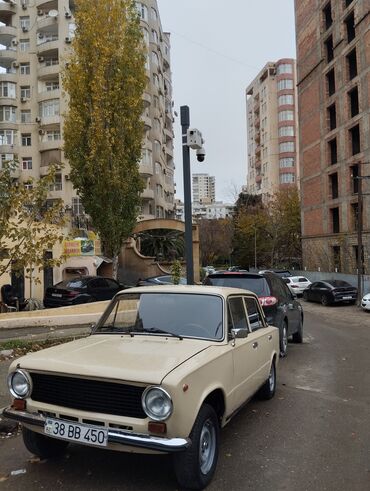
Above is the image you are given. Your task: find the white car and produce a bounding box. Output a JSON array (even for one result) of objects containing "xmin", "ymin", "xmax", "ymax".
[
  {"xmin": 283, "ymin": 276, "xmax": 312, "ymax": 296},
  {"xmin": 361, "ymin": 293, "xmax": 370, "ymax": 311}
]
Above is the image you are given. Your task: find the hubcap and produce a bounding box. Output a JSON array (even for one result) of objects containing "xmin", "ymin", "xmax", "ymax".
[
  {"xmin": 269, "ymin": 364, "xmax": 275, "ymax": 391},
  {"xmin": 282, "ymin": 326, "xmax": 287, "ymax": 352},
  {"xmin": 199, "ymin": 419, "xmax": 216, "ymax": 475}
]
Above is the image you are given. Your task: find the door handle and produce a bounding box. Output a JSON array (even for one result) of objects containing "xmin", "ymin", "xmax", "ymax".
[
  {"xmin": 253, "ymin": 342, "xmax": 258, "ymax": 349},
  {"xmin": 268, "ymin": 335, "xmax": 272, "ymax": 341}
]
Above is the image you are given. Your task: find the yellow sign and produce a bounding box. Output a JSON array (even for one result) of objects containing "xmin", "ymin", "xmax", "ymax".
[{"xmin": 63, "ymin": 239, "xmax": 101, "ymax": 257}]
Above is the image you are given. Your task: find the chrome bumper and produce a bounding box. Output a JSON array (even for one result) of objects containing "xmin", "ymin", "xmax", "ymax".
[{"xmin": 2, "ymin": 407, "xmax": 191, "ymax": 453}]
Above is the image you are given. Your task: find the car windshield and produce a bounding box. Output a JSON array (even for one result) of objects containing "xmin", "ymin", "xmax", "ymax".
[
  {"xmin": 205, "ymin": 275, "xmax": 270, "ymax": 296},
  {"xmin": 326, "ymin": 280, "xmax": 351, "ymax": 288},
  {"xmin": 94, "ymin": 292, "xmax": 224, "ymax": 340},
  {"xmin": 56, "ymin": 279, "xmax": 86, "ymax": 289}
]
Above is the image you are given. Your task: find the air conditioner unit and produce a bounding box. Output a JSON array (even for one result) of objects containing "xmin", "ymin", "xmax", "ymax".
[
  {"xmin": 35, "ymin": 117, "xmax": 41, "ymax": 123},
  {"xmin": 38, "ymin": 129, "xmax": 45, "ymax": 135},
  {"xmin": 38, "ymin": 33, "xmax": 44, "ymax": 39},
  {"xmin": 65, "ymin": 37, "xmax": 71, "ymax": 44},
  {"xmin": 38, "ymin": 56, "xmax": 44, "ymax": 62},
  {"xmin": 37, "ymin": 9, "xmax": 44, "ymax": 16},
  {"xmin": 11, "ymin": 39, "xmax": 18, "ymax": 46},
  {"xmin": 20, "ymin": 97, "xmax": 27, "ymax": 103},
  {"xmin": 22, "ymin": 26, "xmax": 29, "ymax": 32},
  {"xmin": 65, "ymin": 11, "xmax": 72, "ymax": 19},
  {"xmin": 65, "ymin": 174, "xmax": 71, "ymax": 180},
  {"xmin": 12, "ymin": 62, "xmax": 19, "ymax": 68}
]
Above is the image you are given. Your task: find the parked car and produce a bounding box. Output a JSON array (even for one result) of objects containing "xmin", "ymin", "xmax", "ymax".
[
  {"xmin": 204, "ymin": 271, "xmax": 303, "ymax": 356},
  {"xmin": 44, "ymin": 276, "xmax": 124, "ymax": 308},
  {"xmin": 361, "ymin": 293, "xmax": 370, "ymax": 311},
  {"xmin": 302, "ymin": 280, "xmax": 357, "ymax": 306},
  {"xmin": 4, "ymin": 285, "xmax": 279, "ymax": 490},
  {"xmin": 283, "ymin": 276, "xmax": 312, "ymax": 296},
  {"xmin": 258, "ymin": 269, "xmax": 292, "ymax": 278},
  {"xmin": 136, "ymin": 275, "xmax": 187, "ymax": 286}
]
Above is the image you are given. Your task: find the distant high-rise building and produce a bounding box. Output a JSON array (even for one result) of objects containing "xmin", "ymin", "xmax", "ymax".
[
  {"xmin": 246, "ymin": 59, "xmax": 299, "ymax": 197},
  {"xmin": 192, "ymin": 173, "xmax": 215, "ymax": 203},
  {"xmin": 295, "ymin": 0, "xmax": 370, "ymax": 273},
  {"xmin": 0, "ymin": 0, "xmax": 175, "ymax": 226}
]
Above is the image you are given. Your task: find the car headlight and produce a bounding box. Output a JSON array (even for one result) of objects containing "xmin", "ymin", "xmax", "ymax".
[
  {"xmin": 142, "ymin": 386, "xmax": 173, "ymax": 421},
  {"xmin": 7, "ymin": 369, "xmax": 32, "ymax": 399}
]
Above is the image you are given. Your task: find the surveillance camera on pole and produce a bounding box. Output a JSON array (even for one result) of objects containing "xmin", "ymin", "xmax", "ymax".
[{"xmin": 187, "ymin": 128, "xmax": 206, "ymax": 162}]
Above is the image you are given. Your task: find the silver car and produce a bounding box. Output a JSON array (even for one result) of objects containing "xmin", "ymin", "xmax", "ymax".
[{"xmin": 283, "ymin": 276, "xmax": 311, "ymax": 296}]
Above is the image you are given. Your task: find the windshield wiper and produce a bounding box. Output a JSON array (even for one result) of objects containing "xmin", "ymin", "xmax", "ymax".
[
  {"xmin": 96, "ymin": 326, "xmax": 135, "ymax": 336},
  {"xmin": 144, "ymin": 327, "xmax": 183, "ymax": 340}
]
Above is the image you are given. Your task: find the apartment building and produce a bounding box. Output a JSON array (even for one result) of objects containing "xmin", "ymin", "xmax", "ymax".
[
  {"xmin": 192, "ymin": 173, "xmax": 215, "ymax": 203},
  {"xmin": 0, "ymin": 0, "xmax": 175, "ymax": 228},
  {"xmin": 295, "ymin": 0, "xmax": 369, "ymax": 273},
  {"xmin": 175, "ymin": 199, "xmax": 234, "ymax": 221},
  {"xmin": 246, "ymin": 59, "xmax": 299, "ymax": 197}
]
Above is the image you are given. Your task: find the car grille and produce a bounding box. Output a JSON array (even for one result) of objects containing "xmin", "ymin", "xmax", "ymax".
[{"xmin": 30, "ymin": 373, "xmax": 147, "ymax": 419}]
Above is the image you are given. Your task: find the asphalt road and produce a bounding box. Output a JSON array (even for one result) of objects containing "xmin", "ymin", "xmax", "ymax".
[{"xmin": 0, "ymin": 302, "xmax": 369, "ymax": 490}]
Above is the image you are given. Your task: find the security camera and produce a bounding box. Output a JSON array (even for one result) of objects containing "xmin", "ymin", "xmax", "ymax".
[
  {"xmin": 187, "ymin": 128, "xmax": 203, "ymax": 150},
  {"xmin": 196, "ymin": 146, "xmax": 206, "ymax": 162}
]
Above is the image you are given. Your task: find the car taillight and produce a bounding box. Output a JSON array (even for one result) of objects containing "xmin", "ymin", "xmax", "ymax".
[
  {"xmin": 66, "ymin": 291, "xmax": 79, "ymax": 297},
  {"xmin": 258, "ymin": 296, "xmax": 278, "ymax": 307},
  {"xmin": 291, "ymin": 284, "xmax": 299, "ymax": 288}
]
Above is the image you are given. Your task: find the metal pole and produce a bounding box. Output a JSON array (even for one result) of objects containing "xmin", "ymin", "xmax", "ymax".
[
  {"xmin": 254, "ymin": 228, "xmax": 257, "ymax": 270},
  {"xmin": 181, "ymin": 106, "xmax": 194, "ymax": 285},
  {"xmin": 357, "ymin": 165, "xmax": 363, "ymax": 305}
]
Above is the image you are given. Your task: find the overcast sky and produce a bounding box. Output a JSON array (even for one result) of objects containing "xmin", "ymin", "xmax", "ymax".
[{"xmin": 157, "ymin": 0, "xmax": 297, "ymax": 202}]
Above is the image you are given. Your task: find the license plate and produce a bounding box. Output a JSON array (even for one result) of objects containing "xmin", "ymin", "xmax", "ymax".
[
  {"xmin": 342, "ymin": 296, "xmax": 352, "ymax": 300},
  {"xmin": 44, "ymin": 418, "xmax": 108, "ymax": 447},
  {"xmin": 51, "ymin": 293, "xmax": 62, "ymax": 298}
]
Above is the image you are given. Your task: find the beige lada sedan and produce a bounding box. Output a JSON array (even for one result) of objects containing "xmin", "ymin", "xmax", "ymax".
[{"xmin": 4, "ymin": 285, "xmax": 279, "ymax": 490}]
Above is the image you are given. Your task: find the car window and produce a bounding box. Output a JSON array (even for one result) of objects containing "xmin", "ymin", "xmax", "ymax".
[
  {"xmin": 326, "ymin": 280, "xmax": 350, "ymax": 287},
  {"xmin": 268, "ymin": 275, "xmax": 286, "ymax": 299},
  {"xmin": 310, "ymin": 282, "xmax": 319, "ymax": 288},
  {"xmin": 228, "ymin": 297, "xmax": 248, "ymax": 331},
  {"xmin": 105, "ymin": 279, "xmax": 119, "ymax": 289},
  {"xmin": 205, "ymin": 275, "xmax": 270, "ymax": 296},
  {"xmin": 244, "ymin": 297, "xmax": 264, "ymax": 331},
  {"xmin": 89, "ymin": 278, "xmax": 108, "ymax": 288},
  {"xmin": 65, "ymin": 279, "xmax": 86, "ymax": 289},
  {"xmin": 298, "ymin": 277, "xmax": 309, "ymax": 282},
  {"xmin": 283, "ymin": 278, "xmax": 290, "ymax": 284}
]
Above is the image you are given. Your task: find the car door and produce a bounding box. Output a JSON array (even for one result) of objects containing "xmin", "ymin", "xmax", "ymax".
[
  {"xmin": 88, "ymin": 278, "xmax": 109, "ymax": 301},
  {"xmin": 105, "ymin": 278, "xmax": 121, "ymax": 299},
  {"xmin": 228, "ymin": 296, "xmax": 264, "ymax": 412},
  {"xmin": 311, "ymin": 282, "xmax": 326, "ymax": 302},
  {"xmin": 280, "ymin": 280, "xmax": 300, "ymax": 332}
]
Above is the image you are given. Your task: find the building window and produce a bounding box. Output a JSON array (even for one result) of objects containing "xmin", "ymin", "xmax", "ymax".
[
  {"xmin": 37, "ymin": 33, "xmax": 58, "ymax": 45},
  {"xmin": 332, "ymin": 246, "xmax": 341, "ymax": 270},
  {"xmin": 20, "ymin": 16, "xmax": 30, "ymax": 30},
  {"xmin": 153, "ymin": 73, "xmax": 159, "ymax": 88},
  {"xmin": 331, "ymin": 207, "xmax": 340, "ymax": 233},
  {"xmin": 151, "ymin": 51, "xmax": 159, "ymax": 65},
  {"xmin": 326, "ymin": 68, "xmax": 335, "ymax": 96},
  {"xmin": 151, "ymin": 7, "xmax": 158, "ymax": 20},
  {"xmin": 22, "ymin": 157, "xmax": 32, "ymax": 170},
  {"xmin": 351, "ymin": 202, "xmax": 359, "ymax": 231},
  {"xmin": 329, "ymin": 172, "xmax": 338, "ymax": 199},
  {"xmin": 280, "ymin": 173, "xmax": 295, "ymax": 184},
  {"xmin": 20, "ymin": 63, "xmax": 30, "ymax": 75},
  {"xmin": 19, "ymin": 39, "xmax": 30, "ymax": 52},
  {"xmin": 72, "ymin": 197, "xmax": 85, "ymax": 216},
  {"xmin": 279, "ymin": 126, "xmax": 295, "ymax": 137},
  {"xmin": 328, "ymin": 138, "xmax": 337, "ymax": 164},
  {"xmin": 45, "ymin": 129, "xmax": 60, "ymax": 141},
  {"xmin": 0, "ymin": 154, "xmax": 15, "ymax": 168},
  {"xmin": 277, "ymin": 79, "xmax": 294, "ymax": 90},
  {"xmin": 323, "ymin": 2, "xmax": 333, "ymax": 30},
  {"xmin": 278, "ymin": 110, "xmax": 294, "ymax": 122},
  {"xmin": 325, "ymin": 35, "xmax": 334, "ymax": 62},
  {"xmin": 279, "ymin": 157, "xmax": 295, "ymax": 168},
  {"xmin": 155, "ymin": 162, "xmax": 161, "ymax": 174},
  {"xmin": 278, "ymin": 94, "xmax": 294, "ymax": 106},
  {"xmin": 0, "ymin": 130, "xmax": 16, "ymax": 145},
  {"xmin": 154, "ymin": 139, "xmax": 161, "ymax": 154},
  {"xmin": 345, "ymin": 11, "xmax": 355, "ymax": 42},
  {"xmin": 347, "ymin": 48, "xmax": 357, "ymax": 80},
  {"xmin": 348, "ymin": 86, "xmax": 359, "ymax": 117},
  {"xmin": 344, "ymin": 0, "xmax": 354, "ymax": 8},
  {"xmin": 276, "ymin": 63, "xmax": 293, "ymax": 75},
  {"xmin": 136, "ymin": 2, "xmax": 148, "ymax": 21},
  {"xmin": 45, "ymin": 57, "xmax": 59, "ymax": 66},
  {"xmin": 0, "ymin": 82, "xmax": 16, "ymax": 98},
  {"xmin": 20, "ymin": 86, "xmax": 31, "ymax": 98},
  {"xmin": 21, "ymin": 133, "xmax": 31, "ymax": 146},
  {"xmin": 0, "ymin": 106, "xmax": 16, "ymax": 123},
  {"xmin": 45, "ymin": 81, "xmax": 59, "ymax": 91},
  {"xmin": 152, "ymin": 29, "xmax": 158, "ymax": 44},
  {"xmin": 39, "ymin": 99, "xmax": 60, "ymax": 117},
  {"xmin": 349, "ymin": 124, "xmax": 360, "ymax": 155},
  {"xmin": 327, "ymin": 103, "xmax": 336, "ymax": 130},
  {"xmin": 279, "ymin": 141, "xmax": 295, "ymax": 153},
  {"xmin": 21, "ymin": 109, "xmax": 31, "ymax": 123},
  {"xmin": 351, "ymin": 164, "xmax": 359, "ymax": 194},
  {"xmin": 49, "ymin": 174, "xmax": 62, "ymax": 191}
]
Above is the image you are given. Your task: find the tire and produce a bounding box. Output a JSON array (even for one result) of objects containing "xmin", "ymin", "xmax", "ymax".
[
  {"xmin": 258, "ymin": 359, "xmax": 276, "ymax": 400},
  {"xmin": 292, "ymin": 316, "xmax": 303, "ymax": 343},
  {"xmin": 303, "ymin": 291, "xmax": 309, "ymax": 301},
  {"xmin": 279, "ymin": 321, "xmax": 288, "ymax": 358},
  {"xmin": 173, "ymin": 404, "xmax": 219, "ymax": 490},
  {"xmin": 321, "ymin": 294, "xmax": 330, "ymax": 306},
  {"xmin": 22, "ymin": 427, "xmax": 68, "ymax": 459}
]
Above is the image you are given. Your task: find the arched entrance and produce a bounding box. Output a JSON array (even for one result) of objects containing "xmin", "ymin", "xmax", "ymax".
[{"xmin": 119, "ymin": 219, "xmax": 200, "ymax": 285}]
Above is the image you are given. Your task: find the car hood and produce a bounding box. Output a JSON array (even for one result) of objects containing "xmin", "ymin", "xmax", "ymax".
[{"xmin": 14, "ymin": 335, "xmax": 212, "ymax": 385}]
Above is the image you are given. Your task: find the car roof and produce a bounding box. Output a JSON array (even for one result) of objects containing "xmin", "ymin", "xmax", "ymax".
[
  {"xmin": 115, "ymin": 284, "xmax": 259, "ymax": 299},
  {"xmin": 207, "ymin": 272, "xmax": 263, "ymax": 278}
]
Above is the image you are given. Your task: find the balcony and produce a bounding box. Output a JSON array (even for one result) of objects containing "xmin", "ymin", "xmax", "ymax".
[
  {"xmin": 164, "ymin": 127, "xmax": 173, "ymax": 141},
  {"xmin": 37, "ymin": 88, "xmax": 60, "ymax": 103},
  {"xmin": 0, "ymin": 25, "xmax": 16, "ymax": 45},
  {"xmin": 0, "ymin": 143, "xmax": 18, "ymax": 154},
  {"xmin": 141, "ymin": 115, "xmax": 152, "ymax": 130},
  {"xmin": 36, "ymin": 0, "xmax": 58, "ymax": 8},
  {"xmin": 37, "ymin": 15, "xmax": 59, "ymax": 31},
  {"xmin": 38, "ymin": 63, "xmax": 59, "ymax": 80},
  {"xmin": 0, "ymin": 72, "xmax": 16, "ymax": 84},
  {"xmin": 255, "ymin": 174, "xmax": 262, "ymax": 183},
  {"xmin": 0, "ymin": 95, "xmax": 16, "ymax": 106},
  {"xmin": 139, "ymin": 161, "xmax": 154, "ymax": 177},
  {"xmin": 255, "ymin": 144, "xmax": 262, "ymax": 155},
  {"xmin": 37, "ymin": 39, "xmax": 59, "ymax": 56},
  {"xmin": 39, "ymin": 138, "xmax": 62, "ymax": 152},
  {"xmin": 0, "ymin": 2, "xmax": 16, "ymax": 21},
  {"xmin": 39, "ymin": 115, "xmax": 60, "ymax": 126},
  {"xmin": 0, "ymin": 46, "xmax": 16, "ymax": 68},
  {"xmin": 141, "ymin": 188, "xmax": 154, "ymax": 200},
  {"xmin": 142, "ymin": 92, "xmax": 151, "ymax": 108},
  {"xmin": 0, "ymin": 120, "xmax": 17, "ymax": 131}
]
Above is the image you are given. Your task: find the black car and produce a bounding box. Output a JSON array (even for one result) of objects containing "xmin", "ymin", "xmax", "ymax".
[
  {"xmin": 136, "ymin": 275, "xmax": 187, "ymax": 286},
  {"xmin": 204, "ymin": 271, "xmax": 303, "ymax": 356},
  {"xmin": 44, "ymin": 276, "xmax": 124, "ymax": 308},
  {"xmin": 302, "ymin": 280, "xmax": 357, "ymax": 306}
]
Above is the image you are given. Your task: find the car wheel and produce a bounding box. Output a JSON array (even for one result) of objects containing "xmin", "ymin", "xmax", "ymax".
[
  {"xmin": 258, "ymin": 359, "xmax": 276, "ymax": 400},
  {"xmin": 279, "ymin": 321, "xmax": 288, "ymax": 358},
  {"xmin": 303, "ymin": 291, "xmax": 309, "ymax": 301},
  {"xmin": 292, "ymin": 316, "xmax": 303, "ymax": 343},
  {"xmin": 22, "ymin": 427, "xmax": 68, "ymax": 459},
  {"xmin": 321, "ymin": 294, "xmax": 330, "ymax": 306},
  {"xmin": 173, "ymin": 404, "xmax": 219, "ymax": 490}
]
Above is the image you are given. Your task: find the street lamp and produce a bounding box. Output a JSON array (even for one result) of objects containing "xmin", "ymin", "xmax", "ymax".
[{"xmin": 180, "ymin": 106, "xmax": 206, "ymax": 285}]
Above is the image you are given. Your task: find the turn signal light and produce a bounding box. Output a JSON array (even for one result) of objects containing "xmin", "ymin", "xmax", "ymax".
[
  {"xmin": 148, "ymin": 421, "xmax": 167, "ymax": 434},
  {"xmin": 258, "ymin": 296, "xmax": 278, "ymax": 307},
  {"xmin": 12, "ymin": 398, "xmax": 26, "ymax": 410}
]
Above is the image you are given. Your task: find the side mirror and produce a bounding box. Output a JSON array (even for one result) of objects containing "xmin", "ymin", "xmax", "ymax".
[
  {"xmin": 90, "ymin": 322, "xmax": 96, "ymax": 334},
  {"xmin": 231, "ymin": 328, "xmax": 249, "ymax": 340}
]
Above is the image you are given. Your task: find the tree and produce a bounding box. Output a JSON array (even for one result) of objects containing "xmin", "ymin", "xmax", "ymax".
[
  {"xmin": 0, "ymin": 161, "xmax": 65, "ymax": 293},
  {"xmin": 138, "ymin": 229, "xmax": 185, "ymax": 261},
  {"xmin": 62, "ymin": 0, "xmax": 146, "ymax": 278},
  {"xmin": 198, "ymin": 218, "xmax": 233, "ymax": 266}
]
